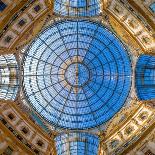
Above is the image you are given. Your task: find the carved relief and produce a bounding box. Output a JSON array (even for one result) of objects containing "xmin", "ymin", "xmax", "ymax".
[
  {"xmin": 138, "ymin": 111, "xmax": 148, "ymax": 121},
  {"xmin": 124, "ymin": 126, "xmax": 135, "ymax": 136},
  {"xmin": 128, "ymin": 18, "xmax": 139, "ymax": 29},
  {"xmin": 114, "ymin": 4, "xmax": 123, "ymax": 14},
  {"xmin": 109, "ymin": 139, "xmax": 120, "ymax": 149},
  {"xmin": 142, "ymin": 35, "xmax": 152, "ymax": 44}
]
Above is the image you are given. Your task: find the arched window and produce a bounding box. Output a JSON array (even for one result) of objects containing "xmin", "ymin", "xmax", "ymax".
[
  {"xmin": 37, "ymin": 140, "xmax": 44, "ymax": 147},
  {"xmin": 8, "ymin": 113, "xmax": 15, "ymax": 121},
  {"xmin": 21, "ymin": 127, "xmax": 29, "ymax": 135}
]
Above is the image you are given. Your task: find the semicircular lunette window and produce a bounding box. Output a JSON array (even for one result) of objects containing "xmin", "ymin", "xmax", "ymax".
[
  {"xmin": 23, "ymin": 20, "xmax": 131, "ymax": 130},
  {"xmin": 54, "ymin": 0, "xmax": 101, "ymax": 17}
]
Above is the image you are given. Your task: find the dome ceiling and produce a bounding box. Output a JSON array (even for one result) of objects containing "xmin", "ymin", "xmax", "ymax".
[
  {"xmin": 0, "ymin": 0, "xmax": 154, "ymax": 155},
  {"xmin": 23, "ymin": 19, "xmax": 131, "ymax": 130}
]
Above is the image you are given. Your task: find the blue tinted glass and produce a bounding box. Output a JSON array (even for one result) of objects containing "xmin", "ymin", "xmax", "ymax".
[
  {"xmin": 54, "ymin": 0, "xmax": 100, "ymax": 16},
  {"xmin": 31, "ymin": 112, "xmax": 49, "ymax": 133},
  {"xmin": 55, "ymin": 132, "xmax": 99, "ymax": 155},
  {"xmin": 149, "ymin": 2, "xmax": 155, "ymax": 13},
  {"xmin": 0, "ymin": 1, "xmax": 6, "ymax": 11},
  {"xmin": 23, "ymin": 20, "xmax": 131, "ymax": 129},
  {"xmin": 135, "ymin": 55, "xmax": 155, "ymax": 100}
]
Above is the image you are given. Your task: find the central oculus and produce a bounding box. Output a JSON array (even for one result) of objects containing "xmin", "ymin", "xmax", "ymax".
[
  {"xmin": 65, "ymin": 63, "xmax": 90, "ymax": 87},
  {"xmin": 23, "ymin": 20, "xmax": 131, "ymax": 129}
]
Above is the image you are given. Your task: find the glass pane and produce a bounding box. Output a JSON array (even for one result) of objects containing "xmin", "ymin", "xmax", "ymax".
[
  {"xmin": 136, "ymin": 55, "xmax": 155, "ymax": 100},
  {"xmin": 54, "ymin": 0, "xmax": 101, "ymax": 16}
]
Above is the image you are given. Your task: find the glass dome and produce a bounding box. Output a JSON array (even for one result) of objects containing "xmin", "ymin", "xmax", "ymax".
[{"xmin": 23, "ymin": 20, "xmax": 131, "ymax": 130}]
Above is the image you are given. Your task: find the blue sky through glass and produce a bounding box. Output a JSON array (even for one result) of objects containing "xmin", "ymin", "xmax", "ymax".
[
  {"xmin": 136, "ymin": 55, "xmax": 155, "ymax": 100},
  {"xmin": 23, "ymin": 20, "xmax": 131, "ymax": 129},
  {"xmin": 55, "ymin": 132, "xmax": 99, "ymax": 155},
  {"xmin": 54, "ymin": 0, "xmax": 100, "ymax": 16}
]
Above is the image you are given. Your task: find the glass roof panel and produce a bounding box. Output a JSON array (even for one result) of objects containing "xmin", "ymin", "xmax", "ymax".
[
  {"xmin": 54, "ymin": 0, "xmax": 101, "ymax": 17},
  {"xmin": 23, "ymin": 20, "xmax": 131, "ymax": 130},
  {"xmin": 55, "ymin": 132, "xmax": 99, "ymax": 155},
  {"xmin": 135, "ymin": 55, "xmax": 155, "ymax": 100},
  {"xmin": 0, "ymin": 54, "xmax": 19, "ymax": 100}
]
